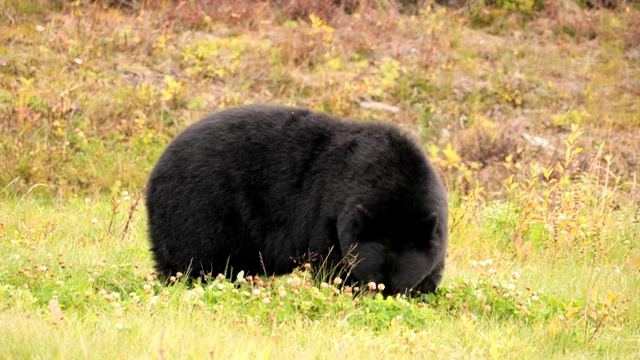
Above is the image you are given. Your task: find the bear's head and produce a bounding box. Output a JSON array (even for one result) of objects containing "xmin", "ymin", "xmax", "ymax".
[{"xmin": 337, "ymin": 199, "xmax": 447, "ymax": 296}]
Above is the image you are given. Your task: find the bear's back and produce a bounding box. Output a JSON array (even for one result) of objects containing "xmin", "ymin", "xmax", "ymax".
[{"xmin": 150, "ymin": 105, "xmax": 428, "ymax": 191}]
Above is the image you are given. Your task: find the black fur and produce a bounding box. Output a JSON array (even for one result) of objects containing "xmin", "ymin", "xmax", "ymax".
[{"xmin": 145, "ymin": 105, "xmax": 448, "ymax": 295}]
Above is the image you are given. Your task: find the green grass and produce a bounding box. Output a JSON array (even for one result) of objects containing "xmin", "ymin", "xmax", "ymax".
[
  {"xmin": 1, "ymin": 183, "xmax": 638, "ymax": 358},
  {"xmin": 1, "ymin": 1, "xmax": 640, "ymax": 358}
]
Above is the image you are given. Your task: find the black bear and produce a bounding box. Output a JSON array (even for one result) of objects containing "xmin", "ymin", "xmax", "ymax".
[{"xmin": 145, "ymin": 105, "xmax": 448, "ymax": 295}]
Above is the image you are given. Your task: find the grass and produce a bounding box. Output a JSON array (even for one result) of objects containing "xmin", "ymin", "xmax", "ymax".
[
  {"xmin": 1, "ymin": 167, "xmax": 639, "ymax": 358},
  {"xmin": 1, "ymin": 0, "xmax": 640, "ymax": 358}
]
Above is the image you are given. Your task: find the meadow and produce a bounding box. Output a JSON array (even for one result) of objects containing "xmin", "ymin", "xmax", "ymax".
[{"xmin": 1, "ymin": 0, "xmax": 639, "ymax": 358}]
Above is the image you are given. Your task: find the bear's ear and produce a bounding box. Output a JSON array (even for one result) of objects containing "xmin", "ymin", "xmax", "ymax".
[
  {"xmin": 421, "ymin": 212, "xmax": 439, "ymax": 238},
  {"xmin": 355, "ymin": 204, "xmax": 375, "ymax": 230}
]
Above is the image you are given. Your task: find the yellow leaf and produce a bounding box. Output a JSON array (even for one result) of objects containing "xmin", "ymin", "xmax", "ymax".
[
  {"xmin": 309, "ymin": 13, "xmax": 323, "ymax": 27},
  {"xmin": 605, "ymin": 291, "xmax": 620, "ymax": 307},
  {"xmin": 547, "ymin": 317, "xmax": 561, "ymax": 337},
  {"xmin": 442, "ymin": 143, "xmax": 461, "ymax": 164},
  {"xmin": 506, "ymin": 174, "xmax": 514, "ymax": 185},
  {"xmin": 427, "ymin": 144, "xmax": 440, "ymax": 159},
  {"xmin": 629, "ymin": 248, "xmax": 640, "ymax": 270}
]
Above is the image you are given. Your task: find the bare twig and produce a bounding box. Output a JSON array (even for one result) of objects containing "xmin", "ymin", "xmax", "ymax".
[{"xmin": 121, "ymin": 190, "xmax": 143, "ymax": 241}]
